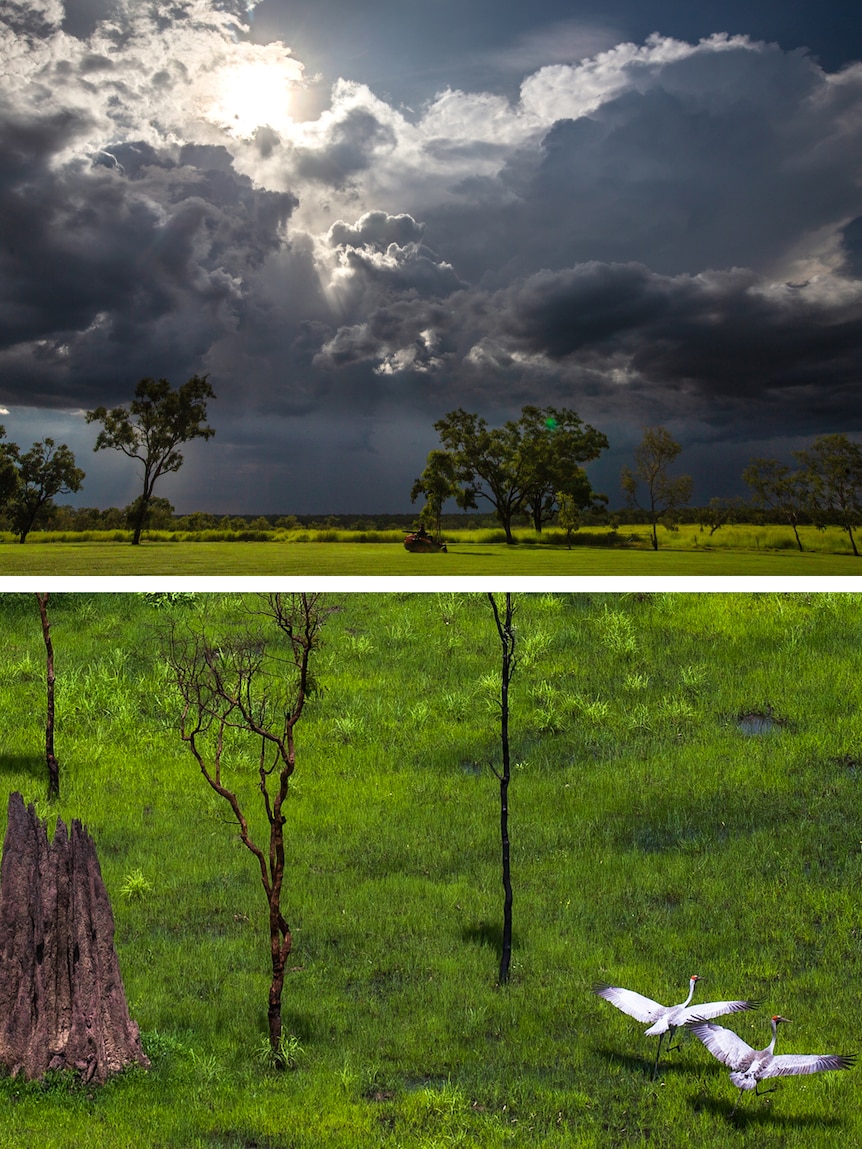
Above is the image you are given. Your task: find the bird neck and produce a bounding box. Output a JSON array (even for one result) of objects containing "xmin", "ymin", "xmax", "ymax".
[
  {"xmin": 683, "ymin": 979, "xmax": 697, "ymax": 1008},
  {"xmin": 768, "ymin": 1019, "xmax": 781, "ymax": 1053}
]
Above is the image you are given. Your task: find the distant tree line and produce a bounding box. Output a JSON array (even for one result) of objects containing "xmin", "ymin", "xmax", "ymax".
[
  {"xmin": 414, "ymin": 413, "xmax": 862, "ymax": 552},
  {"xmin": 2, "ymin": 373, "xmax": 861, "ymax": 552}
]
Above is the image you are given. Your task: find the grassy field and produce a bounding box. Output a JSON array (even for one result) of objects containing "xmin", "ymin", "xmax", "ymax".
[
  {"xmin": 0, "ymin": 591, "xmax": 860, "ymax": 1148},
  {"xmin": 0, "ymin": 536, "xmax": 859, "ymax": 577}
]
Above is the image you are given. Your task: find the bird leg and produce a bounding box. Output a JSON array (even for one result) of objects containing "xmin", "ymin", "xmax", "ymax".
[
  {"xmin": 666, "ymin": 1026, "xmax": 683, "ymax": 1052},
  {"xmin": 651, "ymin": 1033, "xmax": 665, "ymax": 1080},
  {"xmin": 754, "ymin": 1083, "xmax": 778, "ymax": 1097}
]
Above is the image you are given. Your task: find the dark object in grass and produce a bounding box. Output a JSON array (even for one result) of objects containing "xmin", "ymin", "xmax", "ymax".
[
  {"xmin": 0, "ymin": 792, "xmax": 150, "ymax": 1083},
  {"xmin": 403, "ymin": 530, "xmax": 448, "ymax": 552},
  {"xmin": 737, "ymin": 710, "xmax": 782, "ymax": 736}
]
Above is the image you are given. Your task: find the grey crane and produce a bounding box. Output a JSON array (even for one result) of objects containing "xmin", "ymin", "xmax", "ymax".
[
  {"xmin": 686, "ymin": 1014, "xmax": 857, "ymax": 1113},
  {"xmin": 593, "ymin": 975, "xmax": 761, "ymax": 1079}
]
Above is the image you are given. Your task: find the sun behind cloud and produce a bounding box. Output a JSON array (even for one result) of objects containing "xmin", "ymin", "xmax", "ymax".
[{"xmin": 203, "ymin": 50, "xmax": 303, "ymax": 138}]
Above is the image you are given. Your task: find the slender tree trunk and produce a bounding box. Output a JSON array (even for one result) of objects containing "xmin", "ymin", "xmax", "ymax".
[
  {"xmin": 489, "ymin": 593, "xmax": 515, "ymax": 986},
  {"xmin": 36, "ymin": 593, "xmax": 59, "ymax": 802},
  {"xmin": 791, "ymin": 520, "xmax": 803, "ymax": 551},
  {"xmin": 267, "ymin": 906, "xmax": 291, "ymax": 1062},
  {"xmin": 650, "ymin": 519, "xmax": 659, "ymax": 550},
  {"xmin": 131, "ymin": 500, "xmax": 148, "ymax": 546},
  {"xmin": 846, "ymin": 523, "xmax": 859, "ymax": 556}
]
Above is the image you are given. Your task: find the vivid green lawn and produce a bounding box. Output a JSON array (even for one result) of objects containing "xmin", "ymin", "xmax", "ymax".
[
  {"xmin": 0, "ymin": 540, "xmax": 859, "ymax": 577},
  {"xmin": 0, "ymin": 592, "xmax": 861, "ymax": 1148}
]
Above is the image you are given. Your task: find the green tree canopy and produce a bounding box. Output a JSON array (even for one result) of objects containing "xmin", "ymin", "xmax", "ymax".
[
  {"xmin": 86, "ymin": 375, "xmax": 215, "ymax": 545},
  {"xmin": 423, "ymin": 405, "xmax": 608, "ymax": 543},
  {"xmin": 621, "ymin": 426, "xmax": 693, "ymax": 550},
  {"xmin": 8, "ymin": 438, "xmax": 85, "ymax": 544},
  {"xmin": 0, "ymin": 426, "xmax": 20, "ymax": 514},
  {"xmin": 742, "ymin": 457, "xmax": 809, "ymax": 551},
  {"xmin": 794, "ymin": 433, "xmax": 862, "ymax": 556},
  {"xmin": 410, "ymin": 449, "xmax": 460, "ymax": 539}
]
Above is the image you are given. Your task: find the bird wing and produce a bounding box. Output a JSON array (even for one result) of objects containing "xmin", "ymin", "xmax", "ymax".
[
  {"xmin": 686, "ymin": 1019, "xmax": 755, "ymax": 1068},
  {"xmin": 764, "ymin": 1053, "xmax": 857, "ymax": 1079},
  {"xmin": 677, "ymin": 998, "xmax": 761, "ymax": 1024},
  {"xmin": 593, "ymin": 983, "xmax": 665, "ymax": 1024}
]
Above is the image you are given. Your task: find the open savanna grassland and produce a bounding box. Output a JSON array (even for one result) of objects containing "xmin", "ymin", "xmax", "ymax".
[
  {"xmin": 0, "ymin": 591, "xmax": 861, "ymax": 1148},
  {"xmin": 0, "ymin": 525, "xmax": 859, "ymax": 576}
]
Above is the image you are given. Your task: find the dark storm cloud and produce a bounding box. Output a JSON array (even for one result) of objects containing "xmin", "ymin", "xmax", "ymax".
[
  {"xmin": 328, "ymin": 210, "xmax": 425, "ymax": 250},
  {"xmin": 425, "ymin": 40, "xmax": 862, "ymax": 284},
  {"xmin": 3, "ymin": 0, "xmax": 862, "ymax": 512},
  {"xmin": 0, "ymin": 102, "xmax": 297, "ymax": 406},
  {"xmin": 480, "ymin": 261, "xmax": 862, "ymax": 431},
  {"xmin": 288, "ymin": 107, "xmax": 395, "ymax": 185}
]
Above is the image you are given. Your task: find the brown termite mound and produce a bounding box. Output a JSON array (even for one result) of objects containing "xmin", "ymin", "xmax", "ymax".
[{"xmin": 0, "ymin": 791, "xmax": 150, "ymax": 1083}]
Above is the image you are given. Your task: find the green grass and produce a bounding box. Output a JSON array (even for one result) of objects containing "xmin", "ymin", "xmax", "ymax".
[
  {"xmin": 0, "ymin": 592, "xmax": 861, "ymax": 1147},
  {"xmin": 0, "ymin": 538, "xmax": 859, "ymax": 576}
]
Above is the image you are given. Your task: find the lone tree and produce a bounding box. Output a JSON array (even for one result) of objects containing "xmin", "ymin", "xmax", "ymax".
[
  {"xmin": 424, "ymin": 406, "xmax": 607, "ymax": 543},
  {"xmin": 410, "ymin": 449, "xmax": 459, "ymax": 541},
  {"xmin": 36, "ymin": 593, "xmax": 59, "ymax": 801},
  {"xmin": 488, "ymin": 593, "xmax": 516, "ymax": 986},
  {"xmin": 742, "ymin": 458, "xmax": 809, "ymax": 551},
  {"xmin": 3, "ymin": 437, "xmax": 84, "ymax": 543},
  {"xmin": 794, "ymin": 433, "xmax": 862, "ymax": 556},
  {"xmin": 621, "ymin": 426, "xmax": 693, "ymax": 550},
  {"xmin": 0, "ymin": 792, "xmax": 149, "ymax": 1083},
  {"xmin": 86, "ymin": 375, "xmax": 215, "ymax": 545},
  {"xmin": 167, "ymin": 593, "xmax": 329, "ymax": 1066}
]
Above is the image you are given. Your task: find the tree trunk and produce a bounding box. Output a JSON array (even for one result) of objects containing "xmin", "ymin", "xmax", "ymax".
[
  {"xmin": 489, "ymin": 593, "xmax": 515, "ymax": 986},
  {"xmin": 0, "ymin": 793, "xmax": 150, "ymax": 1083},
  {"xmin": 36, "ymin": 593, "xmax": 59, "ymax": 802},
  {"xmin": 131, "ymin": 501, "xmax": 147, "ymax": 546},
  {"xmin": 267, "ymin": 902, "xmax": 292, "ymax": 1066}
]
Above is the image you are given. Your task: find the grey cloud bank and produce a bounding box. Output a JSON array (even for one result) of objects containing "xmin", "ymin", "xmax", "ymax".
[{"xmin": 0, "ymin": 0, "xmax": 860, "ymax": 512}]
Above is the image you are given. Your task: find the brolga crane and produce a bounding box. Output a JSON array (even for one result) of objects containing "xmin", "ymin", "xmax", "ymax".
[
  {"xmin": 686, "ymin": 1014, "xmax": 857, "ymax": 1113},
  {"xmin": 593, "ymin": 975, "xmax": 761, "ymax": 1079}
]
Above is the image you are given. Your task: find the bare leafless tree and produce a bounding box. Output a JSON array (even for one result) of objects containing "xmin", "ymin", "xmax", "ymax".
[
  {"xmin": 488, "ymin": 592, "xmax": 516, "ymax": 985},
  {"xmin": 35, "ymin": 593, "xmax": 59, "ymax": 802},
  {"xmin": 166, "ymin": 593, "xmax": 330, "ymax": 1066}
]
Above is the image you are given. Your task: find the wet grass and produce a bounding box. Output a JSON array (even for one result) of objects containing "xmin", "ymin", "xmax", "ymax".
[{"xmin": 0, "ymin": 591, "xmax": 860, "ymax": 1147}]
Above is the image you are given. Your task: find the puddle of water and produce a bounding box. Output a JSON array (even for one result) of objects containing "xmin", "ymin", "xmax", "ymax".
[{"xmin": 737, "ymin": 713, "xmax": 779, "ymax": 736}]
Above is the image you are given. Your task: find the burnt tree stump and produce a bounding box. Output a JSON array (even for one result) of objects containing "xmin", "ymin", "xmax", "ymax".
[{"xmin": 0, "ymin": 792, "xmax": 150, "ymax": 1083}]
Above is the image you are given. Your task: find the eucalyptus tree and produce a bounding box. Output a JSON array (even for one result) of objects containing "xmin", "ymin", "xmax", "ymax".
[
  {"xmin": 621, "ymin": 426, "xmax": 693, "ymax": 550},
  {"xmin": 793, "ymin": 434, "xmax": 862, "ymax": 556},
  {"xmin": 742, "ymin": 458, "xmax": 808, "ymax": 551},
  {"xmin": 86, "ymin": 375, "xmax": 215, "ymax": 545},
  {"xmin": 7, "ymin": 438, "xmax": 84, "ymax": 543},
  {"xmin": 0, "ymin": 426, "xmax": 19, "ymax": 516},
  {"xmin": 424, "ymin": 406, "xmax": 607, "ymax": 543},
  {"xmin": 167, "ymin": 593, "xmax": 330, "ymax": 1066},
  {"xmin": 410, "ymin": 448, "xmax": 459, "ymax": 540},
  {"xmin": 516, "ymin": 405, "xmax": 608, "ymax": 532}
]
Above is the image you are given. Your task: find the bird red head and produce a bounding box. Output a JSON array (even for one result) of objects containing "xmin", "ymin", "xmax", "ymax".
[
  {"xmin": 690, "ymin": 974, "xmax": 701, "ymax": 982},
  {"xmin": 772, "ymin": 1015, "xmax": 790, "ymax": 1024}
]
